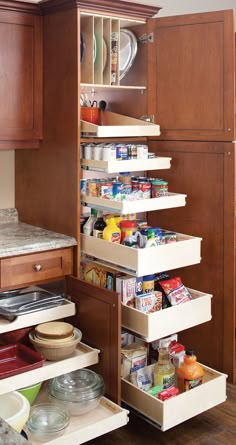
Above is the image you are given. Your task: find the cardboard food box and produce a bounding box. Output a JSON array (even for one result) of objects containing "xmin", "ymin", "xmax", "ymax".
[{"xmin": 81, "ymin": 260, "xmax": 123, "ymax": 290}]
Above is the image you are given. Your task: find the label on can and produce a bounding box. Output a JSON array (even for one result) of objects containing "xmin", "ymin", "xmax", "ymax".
[
  {"xmin": 139, "ymin": 181, "xmax": 151, "ymax": 199},
  {"xmin": 116, "ymin": 144, "xmax": 128, "ymax": 160},
  {"xmin": 99, "ymin": 182, "xmax": 113, "ymax": 199},
  {"xmin": 86, "ymin": 180, "xmax": 99, "ymax": 197}
]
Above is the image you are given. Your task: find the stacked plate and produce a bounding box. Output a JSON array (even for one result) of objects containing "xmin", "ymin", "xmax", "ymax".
[{"xmin": 29, "ymin": 322, "xmax": 82, "ymax": 361}]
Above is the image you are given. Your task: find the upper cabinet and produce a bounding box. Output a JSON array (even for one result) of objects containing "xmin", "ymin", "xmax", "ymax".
[
  {"xmin": 147, "ymin": 10, "xmax": 235, "ymax": 141},
  {"xmin": 0, "ymin": 2, "xmax": 42, "ymax": 149}
]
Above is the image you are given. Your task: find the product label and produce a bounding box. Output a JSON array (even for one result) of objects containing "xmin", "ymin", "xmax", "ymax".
[
  {"xmin": 184, "ymin": 377, "xmax": 203, "ymax": 391},
  {"xmin": 111, "ymin": 232, "xmax": 121, "ymax": 243},
  {"xmin": 155, "ymin": 372, "xmax": 175, "ymax": 389}
]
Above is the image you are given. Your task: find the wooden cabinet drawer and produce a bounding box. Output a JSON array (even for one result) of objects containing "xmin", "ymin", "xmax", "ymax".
[
  {"xmin": 0, "ymin": 248, "xmax": 73, "ymax": 288},
  {"xmin": 122, "ymin": 365, "xmax": 227, "ymax": 431},
  {"xmin": 122, "ymin": 288, "xmax": 212, "ymax": 342}
]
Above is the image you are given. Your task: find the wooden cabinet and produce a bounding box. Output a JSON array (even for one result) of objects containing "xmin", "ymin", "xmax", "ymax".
[
  {"xmin": 14, "ymin": 0, "xmax": 235, "ymax": 439},
  {"xmin": 0, "ymin": 2, "xmax": 42, "ymax": 149},
  {"xmin": 147, "ymin": 10, "xmax": 235, "ymax": 141}
]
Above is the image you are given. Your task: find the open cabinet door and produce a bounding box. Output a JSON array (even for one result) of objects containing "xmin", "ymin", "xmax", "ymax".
[
  {"xmin": 66, "ymin": 277, "xmax": 121, "ymax": 404},
  {"xmin": 147, "ymin": 9, "xmax": 235, "ymax": 141}
]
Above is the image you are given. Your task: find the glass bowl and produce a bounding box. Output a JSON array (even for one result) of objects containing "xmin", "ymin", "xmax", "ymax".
[
  {"xmin": 46, "ymin": 369, "xmax": 105, "ymax": 415},
  {"xmin": 26, "ymin": 403, "xmax": 70, "ymax": 442}
]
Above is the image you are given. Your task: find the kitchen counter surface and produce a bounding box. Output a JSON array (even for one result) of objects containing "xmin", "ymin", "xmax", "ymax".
[
  {"xmin": 0, "ymin": 418, "xmax": 31, "ymax": 445},
  {"xmin": 0, "ymin": 209, "xmax": 77, "ymax": 258}
]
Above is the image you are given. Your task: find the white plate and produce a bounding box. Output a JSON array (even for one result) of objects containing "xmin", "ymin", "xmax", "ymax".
[{"xmin": 119, "ymin": 29, "xmax": 138, "ymax": 80}]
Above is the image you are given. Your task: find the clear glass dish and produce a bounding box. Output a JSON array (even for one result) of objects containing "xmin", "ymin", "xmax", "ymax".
[{"xmin": 26, "ymin": 403, "xmax": 70, "ymax": 442}]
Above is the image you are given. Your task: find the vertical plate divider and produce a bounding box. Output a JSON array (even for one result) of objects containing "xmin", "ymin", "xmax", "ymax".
[
  {"xmin": 94, "ymin": 16, "xmax": 103, "ymax": 84},
  {"xmin": 103, "ymin": 17, "xmax": 111, "ymax": 85},
  {"xmin": 81, "ymin": 15, "xmax": 94, "ymax": 84},
  {"xmin": 111, "ymin": 19, "xmax": 120, "ymax": 86}
]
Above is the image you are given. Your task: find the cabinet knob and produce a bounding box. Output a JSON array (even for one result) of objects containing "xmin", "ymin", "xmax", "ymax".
[{"xmin": 34, "ymin": 264, "xmax": 42, "ymax": 272}]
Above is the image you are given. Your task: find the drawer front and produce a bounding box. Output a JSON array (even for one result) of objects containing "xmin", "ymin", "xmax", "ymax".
[
  {"xmin": 121, "ymin": 365, "xmax": 227, "ymax": 431},
  {"xmin": 0, "ymin": 248, "xmax": 73, "ymax": 288},
  {"xmin": 122, "ymin": 288, "xmax": 212, "ymax": 342}
]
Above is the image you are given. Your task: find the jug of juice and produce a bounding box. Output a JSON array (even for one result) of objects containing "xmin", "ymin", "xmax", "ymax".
[{"xmin": 176, "ymin": 349, "xmax": 204, "ymax": 393}]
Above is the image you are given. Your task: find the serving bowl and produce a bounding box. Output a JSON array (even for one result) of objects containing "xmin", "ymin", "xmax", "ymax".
[
  {"xmin": 18, "ymin": 382, "xmax": 42, "ymax": 405},
  {"xmin": 26, "ymin": 402, "xmax": 70, "ymax": 442},
  {"xmin": 0, "ymin": 391, "xmax": 30, "ymax": 433},
  {"xmin": 46, "ymin": 369, "xmax": 105, "ymax": 415},
  {"xmin": 29, "ymin": 327, "xmax": 82, "ymax": 361}
]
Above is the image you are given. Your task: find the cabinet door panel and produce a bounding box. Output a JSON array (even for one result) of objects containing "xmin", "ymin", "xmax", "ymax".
[
  {"xmin": 148, "ymin": 10, "xmax": 235, "ymax": 141},
  {"xmin": 0, "ymin": 10, "xmax": 42, "ymax": 142},
  {"xmin": 66, "ymin": 277, "xmax": 121, "ymax": 404}
]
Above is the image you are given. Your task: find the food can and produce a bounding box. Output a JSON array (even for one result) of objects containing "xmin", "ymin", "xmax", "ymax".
[
  {"xmin": 80, "ymin": 179, "xmax": 87, "ymax": 196},
  {"xmin": 103, "ymin": 144, "xmax": 116, "ymax": 161},
  {"xmin": 116, "ymin": 144, "xmax": 128, "ymax": 160},
  {"xmin": 139, "ymin": 181, "xmax": 151, "ymax": 199},
  {"xmin": 86, "ymin": 179, "xmax": 99, "ymax": 197},
  {"xmin": 137, "ymin": 145, "xmax": 148, "ymax": 159},
  {"xmin": 151, "ymin": 180, "xmax": 168, "ymax": 197},
  {"xmin": 99, "ymin": 181, "xmax": 113, "ymax": 199},
  {"xmin": 112, "ymin": 181, "xmax": 123, "ymax": 197},
  {"xmin": 127, "ymin": 144, "xmax": 137, "ymax": 159},
  {"xmin": 143, "ymin": 274, "xmax": 155, "ymax": 293},
  {"xmin": 93, "ymin": 144, "xmax": 104, "ymax": 160},
  {"xmin": 84, "ymin": 143, "xmax": 94, "ymax": 160}
]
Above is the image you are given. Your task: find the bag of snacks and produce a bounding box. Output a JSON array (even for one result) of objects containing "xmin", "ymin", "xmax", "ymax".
[{"xmin": 158, "ymin": 277, "xmax": 192, "ymax": 306}]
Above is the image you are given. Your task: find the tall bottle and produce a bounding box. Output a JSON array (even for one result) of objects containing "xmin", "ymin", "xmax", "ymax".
[
  {"xmin": 82, "ymin": 208, "xmax": 97, "ymax": 236},
  {"xmin": 176, "ymin": 349, "xmax": 204, "ymax": 393},
  {"xmin": 153, "ymin": 340, "xmax": 175, "ymax": 390},
  {"xmin": 93, "ymin": 210, "xmax": 106, "ymax": 238},
  {"xmin": 103, "ymin": 217, "xmax": 121, "ymax": 243}
]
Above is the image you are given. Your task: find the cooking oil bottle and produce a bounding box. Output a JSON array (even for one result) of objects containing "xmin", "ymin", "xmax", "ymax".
[{"xmin": 153, "ymin": 340, "xmax": 175, "ymax": 389}]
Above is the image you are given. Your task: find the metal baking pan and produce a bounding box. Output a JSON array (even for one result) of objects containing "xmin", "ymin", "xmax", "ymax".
[{"xmin": 0, "ymin": 291, "xmax": 66, "ymax": 317}]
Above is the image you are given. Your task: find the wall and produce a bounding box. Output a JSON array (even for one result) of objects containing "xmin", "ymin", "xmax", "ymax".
[{"xmin": 0, "ymin": 0, "xmax": 235, "ymax": 209}]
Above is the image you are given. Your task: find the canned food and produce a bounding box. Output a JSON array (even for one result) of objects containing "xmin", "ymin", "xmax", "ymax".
[
  {"xmin": 86, "ymin": 180, "xmax": 99, "ymax": 197},
  {"xmin": 99, "ymin": 181, "xmax": 113, "ymax": 199},
  {"xmin": 139, "ymin": 181, "xmax": 151, "ymax": 199},
  {"xmin": 84, "ymin": 143, "xmax": 94, "ymax": 160},
  {"xmin": 116, "ymin": 144, "xmax": 128, "ymax": 160},
  {"xmin": 93, "ymin": 144, "xmax": 104, "ymax": 160},
  {"xmin": 137, "ymin": 145, "xmax": 148, "ymax": 159},
  {"xmin": 80, "ymin": 179, "xmax": 87, "ymax": 196},
  {"xmin": 152, "ymin": 180, "xmax": 168, "ymax": 197},
  {"xmin": 103, "ymin": 144, "xmax": 116, "ymax": 161},
  {"xmin": 112, "ymin": 181, "xmax": 123, "ymax": 197},
  {"xmin": 127, "ymin": 144, "xmax": 137, "ymax": 159}
]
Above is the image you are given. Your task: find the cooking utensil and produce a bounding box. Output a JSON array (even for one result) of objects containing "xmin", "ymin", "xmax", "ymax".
[{"xmin": 119, "ymin": 28, "xmax": 138, "ymax": 80}]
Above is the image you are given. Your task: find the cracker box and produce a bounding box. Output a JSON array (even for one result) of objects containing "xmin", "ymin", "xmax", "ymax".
[
  {"xmin": 81, "ymin": 260, "xmax": 123, "ymax": 290},
  {"xmin": 116, "ymin": 275, "xmax": 136, "ymax": 306}
]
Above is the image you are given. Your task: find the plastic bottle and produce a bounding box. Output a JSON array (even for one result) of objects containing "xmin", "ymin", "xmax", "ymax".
[
  {"xmin": 103, "ymin": 217, "xmax": 121, "ymax": 243},
  {"xmin": 145, "ymin": 229, "xmax": 157, "ymax": 248},
  {"xmin": 153, "ymin": 340, "xmax": 176, "ymax": 390},
  {"xmin": 176, "ymin": 349, "xmax": 204, "ymax": 393},
  {"xmin": 82, "ymin": 208, "xmax": 97, "ymax": 236},
  {"xmin": 93, "ymin": 210, "xmax": 106, "ymax": 238}
]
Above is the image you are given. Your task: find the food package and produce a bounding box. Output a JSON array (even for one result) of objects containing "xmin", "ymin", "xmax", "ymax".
[{"xmin": 121, "ymin": 342, "xmax": 147, "ymax": 379}]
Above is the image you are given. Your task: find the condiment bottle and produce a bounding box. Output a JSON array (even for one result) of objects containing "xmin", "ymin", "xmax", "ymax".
[
  {"xmin": 176, "ymin": 349, "xmax": 204, "ymax": 393},
  {"xmin": 83, "ymin": 208, "xmax": 97, "ymax": 236},
  {"xmin": 103, "ymin": 217, "xmax": 121, "ymax": 243},
  {"xmin": 153, "ymin": 340, "xmax": 176, "ymax": 390},
  {"xmin": 93, "ymin": 210, "xmax": 106, "ymax": 238}
]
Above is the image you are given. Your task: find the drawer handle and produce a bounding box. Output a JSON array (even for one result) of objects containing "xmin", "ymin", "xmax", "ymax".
[{"xmin": 34, "ymin": 264, "xmax": 42, "ymax": 272}]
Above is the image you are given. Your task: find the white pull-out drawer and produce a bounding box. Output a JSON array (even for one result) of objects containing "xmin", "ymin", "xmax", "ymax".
[
  {"xmin": 121, "ymin": 365, "xmax": 227, "ymax": 431},
  {"xmin": 28, "ymin": 396, "xmax": 129, "ymax": 445},
  {"xmin": 0, "ymin": 300, "xmax": 75, "ymax": 334},
  {"xmin": 81, "ymin": 232, "xmax": 202, "ymax": 276},
  {"xmin": 81, "ymin": 157, "xmax": 172, "ymax": 173},
  {"xmin": 122, "ymin": 288, "xmax": 212, "ymax": 341},
  {"xmin": 0, "ymin": 343, "xmax": 99, "ymax": 395},
  {"xmin": 81, "ymin": 193, "xmax": 186, "ymax": 214}
]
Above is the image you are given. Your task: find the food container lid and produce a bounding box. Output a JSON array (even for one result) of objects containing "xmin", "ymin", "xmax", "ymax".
[{"xmin": 47, "ymin": 369, "xmax": 105, "ymax": 402}]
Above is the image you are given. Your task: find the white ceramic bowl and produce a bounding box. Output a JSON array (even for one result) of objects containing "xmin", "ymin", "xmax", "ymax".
[{"xmin": 0, "ymin": 391, "xmax": 30, "ymax": 433}]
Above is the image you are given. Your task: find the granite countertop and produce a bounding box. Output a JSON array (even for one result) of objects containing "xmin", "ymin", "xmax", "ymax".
[
  {"xmin": 0, "ymin": 209, "xmax": 77, "ymax": 258},
  {"xmin": 0, "ymin": 418, "xmax": 31, "ymax": 445}
]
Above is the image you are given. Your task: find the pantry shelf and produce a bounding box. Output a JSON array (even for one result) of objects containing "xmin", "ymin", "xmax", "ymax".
[
  {"xmin": 81, "ymin": 193, "xmax": 186, "ymax": 214},
  {"xmin": 122, "ymin": 289, "xmax": 212, "ymax": 342},
  {"xmin": 81, "ymin": 157, "xmax": 172, "ymax": 173},
  {"xmin": 80, "ymin": 232, "xmax": 202, "ymax": 276}
]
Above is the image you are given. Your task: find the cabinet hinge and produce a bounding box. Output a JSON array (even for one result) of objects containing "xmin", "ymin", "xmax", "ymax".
[{"xmin": 138, "ymin": 32, "xmax": 154, "ymax": 44}]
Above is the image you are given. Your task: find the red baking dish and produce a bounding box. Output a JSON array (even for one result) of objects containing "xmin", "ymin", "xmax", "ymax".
[{"xmin": 0, "ymin": 343, "xmax": 45, "ymax": 379}]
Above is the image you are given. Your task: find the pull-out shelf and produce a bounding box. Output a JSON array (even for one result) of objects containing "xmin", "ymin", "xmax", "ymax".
[
  {"xmin": 28, "ymin": 395, "xmax": 129, "ymax": 445},
  {"xmin": 0, "ymin": 300, "xmax": 76, "ymax": 334},
  {"xmin": 121, "ymin": 365, "xmax": 227, "ymax": 431},
  {"xmin": 81, "ymin": 232, "xmax": 202, "ymax": 276},
  {"xmin": 81, "ymin": 157, "xmax": 172, "ymax": 173},
  {"xmin": 0, "ymin": 343, "xmax": 99, "ymax": 394},
  {"xmin": 122, "ymin": 288, "xmax": 212, "ymax": 342},
  {"xmin": 81, "ymin": 193, "xmax": 187, "ymax": 214}
]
